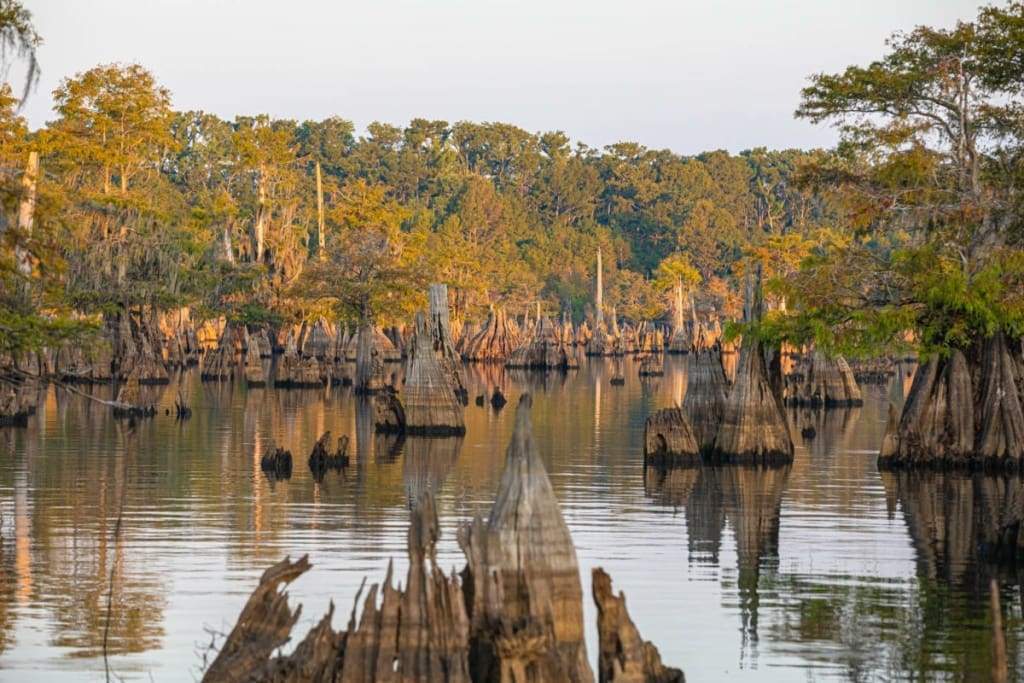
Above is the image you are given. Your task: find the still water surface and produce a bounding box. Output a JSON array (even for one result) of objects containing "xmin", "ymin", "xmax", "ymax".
[{"xmin": 0, "ymin": 356, "xmax": 1021, "ymax": 681}]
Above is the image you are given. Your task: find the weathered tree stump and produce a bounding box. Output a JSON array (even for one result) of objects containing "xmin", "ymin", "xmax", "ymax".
[
  {"xmin": 201, "ymin": 323, "xmax": 236, "ymax": 381},
  {"xmin": 354, "ymin": 324, "xmax": 390, "ymax": 394},
  {"xmin": 683, "ymin": 345, "xmax": 729, "ymax": 454},
  {"xmin": 308, "ymin": 431, "xmax": 349, "ymax": 482},
  {"xmin": 276, "ymin": 334, "xmax": 324, "ymax": 389},
  {"xmin": 462, "ymin": 307, "xmax": 521, "ymax": 363},
  {"xmin": 786, "ymin": 350, "xmax": 863, "ymax": 408},
  {"xmin": 593, "ymin": 569, "xmax": 686, "ymax": 683},
  {"xmin": 113, "ymin": 371, "xmax": 156, "ymax": 419},
  {"xmin": 403, "ymin": 312, "xmax": 466, "ymax": 436},
  {"xmin": 243, "ymin": 331, "xmax": 266, "ymax": 387},
  {"xmin": 373, "ymin": 387, "xmax": 407, "ymax": 434},
  {"xmin": 301, "ymin": 317, "xmax": 335, "ymax": 360},
  {"xmin": 260, "ymin": 443, "xmax": 293, "ymax": 480},
  {"xmin": 459, "ymin": 394, "xmax": 595, "ymax": 683},
  {"xmin": 506, "ymin": 316, "xmax": 579, "ymax": 370},
  {"xmin": 644, "ymin": 407, "xmax": 700, "ymax": 468},
  {"xmin": 430, "ymin": 284, "xmax": 469, "ymax": 403},
  {"xmin": 708, "ymin": 338, "xmax": 793, "ymax": 465}
]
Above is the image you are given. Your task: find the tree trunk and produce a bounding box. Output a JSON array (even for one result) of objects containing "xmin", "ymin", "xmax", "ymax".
[{"xmin": 15, "ymin": 151, "xmax": 38, "ymax": 279}]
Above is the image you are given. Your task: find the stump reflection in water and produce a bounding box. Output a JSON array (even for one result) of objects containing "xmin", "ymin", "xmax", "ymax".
[{"xmin": 204, "ymin": 395, "xmax": 681, "ymax": 682}]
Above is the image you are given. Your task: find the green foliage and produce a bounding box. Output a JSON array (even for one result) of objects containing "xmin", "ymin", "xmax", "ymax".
[{"xmin": 782, "ymin": 1, "xmax": 1024, "ymax": 354}]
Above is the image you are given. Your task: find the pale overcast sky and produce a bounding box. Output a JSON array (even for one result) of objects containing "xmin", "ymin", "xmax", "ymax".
[{"xmin": 21, "ymin": 0, "xmax": 984, "ymax": 154}]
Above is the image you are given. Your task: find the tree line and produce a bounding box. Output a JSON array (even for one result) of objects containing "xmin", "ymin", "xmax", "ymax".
[
  {"xmin": 2, "ymin": 0, "xmax": 1022, "ymax": 364},
  {"xmin": 0, "ymin": 58, "xmax": 844, "ymax": 354}
]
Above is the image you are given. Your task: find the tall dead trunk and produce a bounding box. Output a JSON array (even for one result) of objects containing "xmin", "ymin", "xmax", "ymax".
[
  {"xmin": 429, "ymin": 284, "xmax": 468, "ymax": 402},
  {"xmin": 315, "ymin": 160, "xmax": 325, "ymax": 261},
  {"xmin": 403, "ymin": 312, "xmax": 466, "ymax": 436},
  {"xmin": 14, "ymin": 151, "xmax": 38, "ymax": 279},
  {"xmin": 254, "ymin": 162, "xmax": 268, "ymax": 264},
  {"xmin": 596, "ymin": 246, "xmax": 604, "ymax": 326}
]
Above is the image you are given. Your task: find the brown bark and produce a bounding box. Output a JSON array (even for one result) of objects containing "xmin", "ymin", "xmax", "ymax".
[
  {"xmin": 200, "ymin": 323, "xmax": 236, "ymax": 382},
  {"xmin": 643, "ymin": 408, "xmax": 700, "ymax": 468},
  {"xmin": 507, "ymin": 316, "xmax": 579, "ymax": 370},
  {"xmin": 682, "ymin": 345, "xmax": 729, "ymax": 453},
  {"xmin": 709, "ymin": 338, "xmax": 793, "ymax": 465},
  {"xmin": 463, "ymin": 308, "xmax": 521, "ymax": 363},
  {"xmin": 430, "ymin": 284, "xmax": 468, "ymax": 402},
  {"xmin": 786, "ymin": 350, "xmax": 862, "ymax": 408},
  {"xmin": 276, "ymin": 333, "xmax": 324, "ymax": 388},
  {"xmin": 244, "ymin": 331, "xmax": 266, "ymax": 387},
  {"xmin": 458, "ymin": 394, "xmax": 594, "ymax": 683},
  {"xmin": 403, "ymin": 312, "xmax": 466, "ymax": 436},
  {"xmin": 592, "ymin": 569, "xmax": 685, "ymax": 683}
]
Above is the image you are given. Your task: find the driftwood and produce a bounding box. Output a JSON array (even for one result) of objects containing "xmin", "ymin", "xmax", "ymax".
[
  {"xmin": 506, "ymin": 316, "xmax": 579, "ymax": 370},
  {"xmin": 403, "ymin": 312, "xmax": 466, "ymax": 436},
  {"xmin": 708, "ymin": 337, "xmax": 793, "ymax": 465},
  {"xmin": 593, "ymin": 569, "xmax": 685, "ymax": 683},
  {"xmin": 644, "ymin": 408, "xmax": 700, "ymax": 468},
  {"xmin": 785, "ymin": 351, "xmax": 862, "ymax": 408},
  {"xmin": 463, "ymin": 308, "xmax": 521, "ymax": 363},
  {"xmin": 261, "ymin": 444, "xmax": 293, "ymax": 481},
  {"xmin": 682, "ymin": 345, "xmax": 729, "ymax": 454},
  {"xmin": 308, "ymin": 432, "xmax": 349, "ymax": 482},
  {"xmin": 204, "ymin": 395, "xmax": 682, "ymax": 683}
]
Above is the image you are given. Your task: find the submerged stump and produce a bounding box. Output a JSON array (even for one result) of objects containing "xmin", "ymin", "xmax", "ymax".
[
  {"xmin": 506, "ymin": 316, "xmax": 579, "ymax": 370},
  {"xmin": 708, "ymin": 339, "xmax": 793, "ymax": 465},
  {"xmin": 404, "ymin": 312, "xmax": 466, "ymax": 436},
  {"xmin": 463, "ymin": 307, "xmax": 521, "ymax": 363},
  {"xmin": 204, "ymin": 395, "xmax": 683, "ymax": 683},
  {"xmin": 786, "ymin": 351, "xmax": 862, "ymax": 408},
  {"xmin": 644, "ymin": 407, "xmax": 700, "ymax": 468},
  {"xmin": 683, "ymin": 344, "xmax": 729, "ymax": 454}
]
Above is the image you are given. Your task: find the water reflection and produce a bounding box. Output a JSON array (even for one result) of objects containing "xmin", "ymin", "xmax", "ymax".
[
  {"xmin": 645, "ymin": 463, "xmax": 791, "ymax": 666},
  {"xmin": 0, "ymin": 358, "xmax": 1022, "ymax": 681}
]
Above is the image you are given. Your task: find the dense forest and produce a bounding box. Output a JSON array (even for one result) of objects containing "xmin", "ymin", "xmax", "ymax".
[
  {"xmin": 1, "ymin": 0, "xmax": 1022, "ymax": 371},
  {"xmin": 0, "ymin": 61, "xmax": 845, "ymax": 356}
]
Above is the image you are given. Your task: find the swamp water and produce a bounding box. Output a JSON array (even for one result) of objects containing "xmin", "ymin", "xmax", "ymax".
[{"xmin": 0, "ymin": 356, "xmax": 1021, "ymax": 681}]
